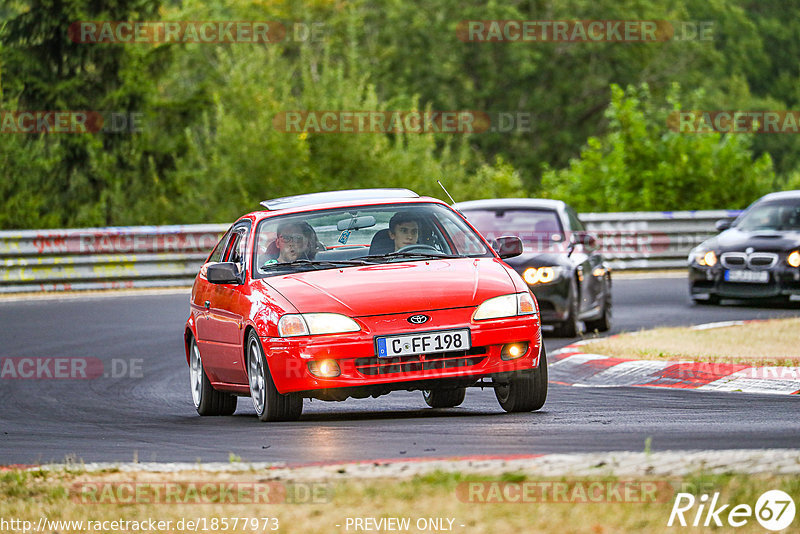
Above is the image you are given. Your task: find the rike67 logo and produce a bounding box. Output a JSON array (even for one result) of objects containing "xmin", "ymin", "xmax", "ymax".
[{"xmin": 668, "ymin": 490, "xmax": 796, "ymax": 531}]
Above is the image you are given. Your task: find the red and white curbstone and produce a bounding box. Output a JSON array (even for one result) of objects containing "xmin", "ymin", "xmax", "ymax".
[{"xmin": 550, "ymin": 324, "xmax": 800, "ymax": 395}]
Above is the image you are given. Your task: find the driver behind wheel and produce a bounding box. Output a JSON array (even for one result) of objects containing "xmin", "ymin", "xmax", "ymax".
[{"xmin": 388, "ymin": 211, "xmax": 420, "ymax": 251}]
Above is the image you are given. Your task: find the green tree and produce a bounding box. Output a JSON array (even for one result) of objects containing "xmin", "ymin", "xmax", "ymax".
[
  {"xmin": 0, "ymin": 0, "xmax": 163, "ymax": 227},
  {"xmin": 541, "ymin": 84, "xmax": 776, "ymax": 211}
]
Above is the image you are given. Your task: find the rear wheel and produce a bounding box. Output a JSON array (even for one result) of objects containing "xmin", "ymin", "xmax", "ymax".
[
  {"xmin": 189, "ymin": 337, "xmax": 237, "ymax": 416},
  {"xmin": 247, "ymin": 331, "xmax": 303, "ymax": 422},
  {"xmin": 423, "ymin": 388, "xmax": 466, "ymax": 408},
  {"xmin": 494, "ymin": 346, "xmax": 548, "ymax": 412}
]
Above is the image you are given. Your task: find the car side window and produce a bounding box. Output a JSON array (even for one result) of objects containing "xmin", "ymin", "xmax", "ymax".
[
  {"xmin": 223, "ymin": 222, "xmax": 252, "ymax": 271},
  {"xmin": 565, "ymin": 207, "xmax": 586, "ymax": 232},
  {"xmin": 207, "ymin": 228, "xmax": 233, "ymax": 263}
]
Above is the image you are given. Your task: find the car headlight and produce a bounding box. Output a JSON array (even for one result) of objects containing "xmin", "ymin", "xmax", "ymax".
[
  {"xmin": 692, "ymin": 249, "xmax": 717, "ymax": 267},
  {"xmin": 788, "ymin": 250, "xmax": 800, "ymax": 268},
  {"xmin": 473, "ymin": 293, "xmax": 537, "ymax": 321},
  {"xmin": 278, "ymin": 313, "xmax": 361, "ymax": 337},
  {"xmin": 522, "ymin": 266, "xmax": 563, "ymax": 285}
]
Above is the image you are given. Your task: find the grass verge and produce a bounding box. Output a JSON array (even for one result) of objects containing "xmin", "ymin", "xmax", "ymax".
[
  {"xmin": 580, "ymin": 318, "xmax": 800, "ymax": 365},
  {"xmin": 1, "ymin": 468, "xmax": 798, "ymax": 533}
]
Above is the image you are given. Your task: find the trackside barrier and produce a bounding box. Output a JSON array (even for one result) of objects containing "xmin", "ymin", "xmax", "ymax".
[
  {"xmin": 0, "ymin": 211, "xmax": 741, "ymax": 293},
  {"xmin": 0, "ymin": 224, "xmax": 228, "ymax": 293},
  {"xmin": 581, "ymin": 209, "xmax": 741, "ymax": 271}
]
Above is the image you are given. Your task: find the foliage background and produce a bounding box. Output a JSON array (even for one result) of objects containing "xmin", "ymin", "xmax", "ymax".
[{"xmin": 1, "ymin": 0, "xmax": 798, "ymax": 228}]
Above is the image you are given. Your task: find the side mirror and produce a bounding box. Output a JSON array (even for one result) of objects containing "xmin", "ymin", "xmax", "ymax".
[
  {"xmin": 207, "ymin": 262, "xmax": 242, "ymax": 285},
  {"xmin": 715, "ymin": 219, "xmax": 732, "ymax": 232},
  {"xmin": 570, "ymin": 232, "xmax": 597, "ymax": 248},
  {"xmin": 493, "ymin": 236, "xmax": 523, "ymax": 259}
]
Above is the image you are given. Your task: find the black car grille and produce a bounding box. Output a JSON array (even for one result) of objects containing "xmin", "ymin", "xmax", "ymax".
[
  {"xmin": 749, "ymin": 253, "xmax": 778, "ymax": 268},
  {"xmin": 355, "ymin": 347, "xmax": 488, "ymax": 376},
  {"xmin": 720, "ymin": 252, "xmax": 778, "ymax": 270},
  {"xmin": 720, "ymin": 253, "xmax": 746, "ymax": 268},
  {"xmin": 718, "ymin": 282, "xmax": 780, "ymax": 298}
]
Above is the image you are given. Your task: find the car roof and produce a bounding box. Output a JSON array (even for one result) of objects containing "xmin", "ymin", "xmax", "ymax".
[
  {"xmin": 260, "ymin": 188, "xmax": 419, "ymax": 211},
  {"xmin": 757, "ymin": 190, "xmax": 800, "ymax": 202},
  {"xmin": 249, "ymin": 190, "xmax": 448, "ymax": 220},
  {"xmin": 453, "ymin": 198, "xmax": 567, "ymax": 211}
]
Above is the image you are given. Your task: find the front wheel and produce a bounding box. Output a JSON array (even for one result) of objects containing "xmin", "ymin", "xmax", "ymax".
[
  {"xmin": 555, "ymin": 278, "xmax": 582, "ymax": 337},
  {"xmin": 423, "ymin": 388, "xmax": 466, "ymax": 408},
  {"xmin": 494, "ymin": 346, "xmax": 548, "ymax": 412},
  {"xmin": 247, "ymin": 332, "xmax": 303, "ymax": 422},
  {"xmin": 585, "ymin": 277, "xmax": 612, "ymax": 332},
  {"xmin": 189, "ymin": 337, "xmax": 237, "ymax": 416}
]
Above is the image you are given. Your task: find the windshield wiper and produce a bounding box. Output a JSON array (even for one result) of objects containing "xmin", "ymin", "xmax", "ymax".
[
  {"xmin": 361, "ymin": 251, "xmax": 461, "ymax": 262},
  {"xmin": 261, "ymin": 258, "xmax": 370, "ymax": 271}
]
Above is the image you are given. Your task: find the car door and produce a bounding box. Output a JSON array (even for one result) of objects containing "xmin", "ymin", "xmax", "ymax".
[
  {"xmin": 565, "ymin": 207, "xmax": 604, "ymax": 315},
  {"xmin": 192, "ymin": 227, "xmax": 230, "ymax": 348},
  {"xmin": 200, "ymin": 221, "xmax": 252, "ymax": 385}
]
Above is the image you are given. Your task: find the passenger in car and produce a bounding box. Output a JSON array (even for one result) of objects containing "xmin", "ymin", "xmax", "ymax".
[{"xmin": 268, "ymin": 221, "xmax": 318, "ymax": 263}]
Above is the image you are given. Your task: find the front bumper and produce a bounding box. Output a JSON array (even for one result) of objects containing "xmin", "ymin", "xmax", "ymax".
[
  {"xmin": 689, "ymin": 264, "xmax": 800, "ymax": 300},
  {"xmin": 261, "ymin": 307, "xmax": 542, "ymax": 396},
  {"xmin": 527, "ymin": 277, "xmax": 571, "ymax": 323}
]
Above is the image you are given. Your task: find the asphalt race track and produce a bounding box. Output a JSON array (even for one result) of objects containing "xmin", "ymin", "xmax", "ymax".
[{"xmin": 1, "ymin": 276, "xmax": 799, "ymax": 465}]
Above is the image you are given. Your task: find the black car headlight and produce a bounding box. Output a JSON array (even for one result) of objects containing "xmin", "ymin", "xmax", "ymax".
[
  {"xmin": 522, "ymin": 266, "xmax": 563, "ymax": 285},
  {"xmin": 788, "ymin": 250, "xmax": 800, "ymax": 268},
  {"xmin": 691, "ymin": 249, "xmax": 717, "ymax": 267}
]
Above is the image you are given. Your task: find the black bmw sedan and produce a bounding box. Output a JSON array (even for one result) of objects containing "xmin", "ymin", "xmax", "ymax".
[
  {"xmin": 689, "ymin": 190, "xmax": 800, "ymax": 304},
  {"xmin": 455, "ymin": 199, "xmax": 612, "ymax": 337}
]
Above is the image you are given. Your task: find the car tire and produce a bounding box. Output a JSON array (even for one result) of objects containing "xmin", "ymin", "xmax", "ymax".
[
  {"xmin": 422, "ymin": 388, "xmax": 466, "ymax": 408},
  {"xmin": 494, "ymin": 346, "xmax": 548, "ymax": 412},
  {"xmin": 585, "ymin": 277, "xmax": 612, "ymax": 333},
  {"xmin": 247, "ymin": 331, "xmax": 303, "ymax": 422},
  {"xmin": 189, "ymin": 337, "xmax": 237, "ymax": 416},
  {"xmin": 555, "ymin": 278, "xmax": 582, "ymax": 337}
]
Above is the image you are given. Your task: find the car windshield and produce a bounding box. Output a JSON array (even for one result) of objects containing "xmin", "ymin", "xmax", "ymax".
[
  {"xmin": 460, "ymin": 208, "xmax": 565, "ymax": 253},
  {"xmin": 253, "ymin": 202, "xmax": 492, "ymax": 277},
  {"xmin": 736, "ymin": 199, "xmax": 800, "ymax": 231}
]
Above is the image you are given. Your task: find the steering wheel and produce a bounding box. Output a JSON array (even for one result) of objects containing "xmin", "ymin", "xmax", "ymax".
[{"xmin": 395, "ymin": 244, "xmax": 440, "ymax": 254}]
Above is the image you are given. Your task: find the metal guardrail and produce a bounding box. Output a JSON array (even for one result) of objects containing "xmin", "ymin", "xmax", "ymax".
[
  {"xmin": 0, "ymin": 210, "xmax": 741, "ymax": 293},
  {"xmin": 581, "ymin": 209, "xmax": 742, "ymax": 271},
  {"xmin": 0, "ymin": 224, "xmax": 227, "ymax": 293}
]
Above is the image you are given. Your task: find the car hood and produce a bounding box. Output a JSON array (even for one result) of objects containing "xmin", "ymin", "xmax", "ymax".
[
  {"xmin": 703, "ymin": 228, "xmax": 800, "ymax": 253},
  {"xmin": 503, "ymin": 252, "xmax": 567, "ymax": 270},
  {"xmin": 258, "ymin": 258, "xmax": 517, "ymax": 316}
]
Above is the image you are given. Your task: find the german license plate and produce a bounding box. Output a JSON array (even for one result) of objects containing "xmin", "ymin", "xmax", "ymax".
[
  {"xmin": 375, "ymin": 329, "xmax": 471, "ymax": 358},
  {"xmin": 725, "ymin": 270, "xmax": 769, "ymax": 283}
]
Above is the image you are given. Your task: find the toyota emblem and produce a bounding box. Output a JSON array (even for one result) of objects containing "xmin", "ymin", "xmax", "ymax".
[{"xmin": 407, "ymin": 314, "xmax": 430, "ymax": 324}]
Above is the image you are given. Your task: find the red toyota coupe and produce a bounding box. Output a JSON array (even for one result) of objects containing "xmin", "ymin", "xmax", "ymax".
[{"xmin": 184, "ymin": 189, "xmax": 546, "ymax": 421}]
